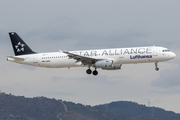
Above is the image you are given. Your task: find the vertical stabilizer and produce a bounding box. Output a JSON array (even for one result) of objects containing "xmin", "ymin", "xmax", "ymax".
[{"xmin": 9, "ymin": 32, "xmax": 36, "ymax": 56}]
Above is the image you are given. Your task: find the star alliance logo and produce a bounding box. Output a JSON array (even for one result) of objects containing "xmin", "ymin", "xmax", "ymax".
[{"xmin": 15, "ymin": 42, "xmax": 25, "ymax": 52}]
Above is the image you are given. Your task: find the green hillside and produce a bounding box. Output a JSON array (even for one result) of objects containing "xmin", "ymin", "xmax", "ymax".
[
  {"xmin": 0, "ymin": 93, "xmax": 179, "ymax": 120},
  {"xmin": 95, "ymin": 101, "xmax": 180, "ymax": 119}
]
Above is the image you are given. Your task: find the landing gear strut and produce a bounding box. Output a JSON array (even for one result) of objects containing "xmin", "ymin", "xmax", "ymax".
[
  {"xmin": 155, "ymin": 62, "xmax": 159, "ymax": 71},
  {"xmin": 86, "ymin": 64, "xmax": 92, "ymax": 75}
]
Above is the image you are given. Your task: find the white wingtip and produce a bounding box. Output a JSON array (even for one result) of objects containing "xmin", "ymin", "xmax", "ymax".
[{"xmin": 59, "ymin": 50, "xmax": 63, "ymax": 53}]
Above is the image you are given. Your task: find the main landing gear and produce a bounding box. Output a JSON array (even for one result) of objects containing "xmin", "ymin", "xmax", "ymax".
[
  {"xmin": 155, "ymin": 62, "xmax": 159, "ymax": 71},
  {"xmin": 86, "ymin": 69, "xmax": 98, "ymax": 76},
  {"xmin": 86, "ymin": 64, "xmax": 98, "ymax": 76},
  {"xmin": 86, "ymin": 69, "xmax": 92, "ymax": 74}
]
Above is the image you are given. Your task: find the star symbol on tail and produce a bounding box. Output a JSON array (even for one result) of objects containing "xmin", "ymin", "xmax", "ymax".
[{"xmin": 15, "ymin": 42, "xmax": 25, "ymax": 52}]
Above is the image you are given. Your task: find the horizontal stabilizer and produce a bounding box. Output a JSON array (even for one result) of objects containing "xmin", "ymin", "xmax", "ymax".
[{"xmin": 6, "ymin": 56, "xmax": 25, "ymax": 61}]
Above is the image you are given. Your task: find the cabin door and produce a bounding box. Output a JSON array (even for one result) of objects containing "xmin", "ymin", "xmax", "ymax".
[{"xmin": 33, "ymin": 55, "xmax": 38, "ymax": 64}]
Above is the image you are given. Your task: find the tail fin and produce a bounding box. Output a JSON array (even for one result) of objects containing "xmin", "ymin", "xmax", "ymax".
[{"xmin": 9, "ymin": 32, "xmax": 36, "ymax": 56}]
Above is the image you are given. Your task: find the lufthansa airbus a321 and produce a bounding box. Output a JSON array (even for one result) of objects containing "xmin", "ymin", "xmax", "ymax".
[{"xmin": 7, "ymin": 32, "xmax": 176, "ymax": 76}]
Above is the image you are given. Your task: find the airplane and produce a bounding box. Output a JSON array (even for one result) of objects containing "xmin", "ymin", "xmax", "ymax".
[{"xmin": 7, "ymin": 32, "xmax": 176, "ymax": 76}]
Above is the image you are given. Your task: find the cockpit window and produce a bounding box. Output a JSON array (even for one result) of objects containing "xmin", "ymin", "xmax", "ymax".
[{"xmin": 162, "ymin": 50, "xmax": 170, "ymax": 52}]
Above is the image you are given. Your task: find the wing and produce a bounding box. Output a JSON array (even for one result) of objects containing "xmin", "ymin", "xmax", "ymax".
[
  {"xmin": 6, "ymin": 56, "xmax": 25, "ymax": 61},
  {"xmin": 62, "ymin": 50, "xmax": 99, "ymax": 66}
]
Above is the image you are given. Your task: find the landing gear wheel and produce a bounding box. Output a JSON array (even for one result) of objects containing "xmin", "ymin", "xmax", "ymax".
[
  {"xmin": 155, "ymin": 62, "xmax": 159, "ymax": 71},
  {"xmin": 86, "ymin": 69, "xmax": 92, "ymax": 74},
  {"xmin": 155, "ymin": 67, "xmax": 159, "ymax": 71},
  {"xmin": 93, "ymin": 70, "xmax": 98, "ymax": 76}
]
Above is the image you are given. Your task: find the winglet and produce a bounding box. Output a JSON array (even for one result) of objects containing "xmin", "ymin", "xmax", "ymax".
[
  {"xmin": 59, "ymin": 50, "xmax": 63, "ymax": 53},
  {"xmin": 63, "ymin": 50, "xmax": 68, "ymax": 54}
]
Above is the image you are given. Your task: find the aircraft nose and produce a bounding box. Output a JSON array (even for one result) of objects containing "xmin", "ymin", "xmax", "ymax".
[{"xmin": 170, "ymin": 52, "xmax": 176, "ymax": 59}]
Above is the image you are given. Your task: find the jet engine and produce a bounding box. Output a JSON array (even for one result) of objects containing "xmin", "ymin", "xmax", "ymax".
[
  {"xmin": 102, "ymin": 64, "xmax": 122, "ymax": 70},
  {"xmin": 95, "ymin": 60, "xmax": 113, "ymax": 68}
]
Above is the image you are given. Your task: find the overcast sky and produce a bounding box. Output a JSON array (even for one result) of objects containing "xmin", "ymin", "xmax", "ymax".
[{"xmin": 1, "ymin": 0, "xmax": 180, "ymax": 113}]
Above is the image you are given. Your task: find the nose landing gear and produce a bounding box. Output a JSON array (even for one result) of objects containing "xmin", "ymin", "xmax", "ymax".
[{"xmin": 155, "ymin": 62, "xmax": 159, "ymax": 71}]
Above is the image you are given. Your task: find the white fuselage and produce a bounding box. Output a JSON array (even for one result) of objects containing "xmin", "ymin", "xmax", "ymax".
[{"xmin": 7, "ymin": 46, "xmax": 176, "ymax": 69}]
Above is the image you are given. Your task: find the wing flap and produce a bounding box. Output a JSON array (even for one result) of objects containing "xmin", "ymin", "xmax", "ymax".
[{"xmin": 62, "ymin": 51, "xmax": 98, "ymax": 65}]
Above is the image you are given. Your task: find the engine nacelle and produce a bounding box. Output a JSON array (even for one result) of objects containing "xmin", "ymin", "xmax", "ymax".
[
  {"xmin": 95, "ymin": 60, "xmax": 113, "ymax": 68},
  {"xmin": 102, "ymin": 64, "xmax": 122, "ymax": 70}
]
